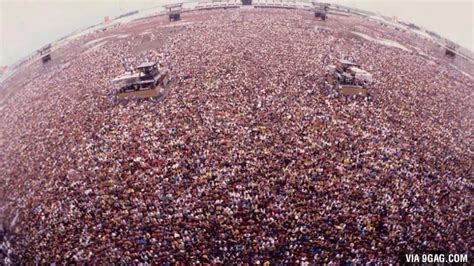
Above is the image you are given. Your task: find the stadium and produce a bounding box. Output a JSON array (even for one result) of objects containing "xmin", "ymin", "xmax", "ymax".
[{"xmin": 0, "ymin": 0, "xmax": 472, "ymax": 264}]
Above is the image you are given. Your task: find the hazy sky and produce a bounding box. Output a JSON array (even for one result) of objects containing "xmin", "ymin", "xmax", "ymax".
[
  {"xmin": 332, "ymin": 0, "xmax": 473, "ymax": 49},
  {"xmin": 0, "ymin": 0, "xmax": 472, "ymax": 66}
]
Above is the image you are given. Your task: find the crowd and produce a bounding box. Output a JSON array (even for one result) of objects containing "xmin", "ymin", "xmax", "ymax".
[{"xmin": 0, "ymin": 9, "xmax": 472, "ymax": 264}]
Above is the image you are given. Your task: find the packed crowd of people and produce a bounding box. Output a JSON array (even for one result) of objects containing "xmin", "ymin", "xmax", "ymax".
[{"xmin": 0, "ymin": 9, "xmax": 472, "ymax": 264}]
